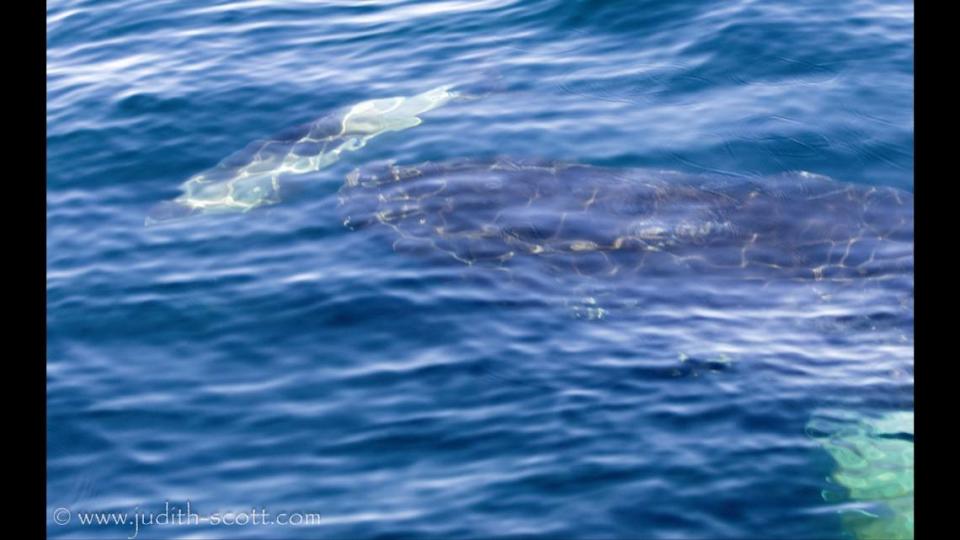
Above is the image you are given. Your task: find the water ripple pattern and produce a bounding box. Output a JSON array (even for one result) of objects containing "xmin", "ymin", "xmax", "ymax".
[{"xmin": 48, "ymin": 1, "xmax": 913, "ymax": 539}]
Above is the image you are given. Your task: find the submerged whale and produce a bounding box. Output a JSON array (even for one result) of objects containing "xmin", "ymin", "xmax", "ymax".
[
  {"xmin": 146, "ymin": 85, "xmax": 468, "ymax": 225},
  {"xmin": 336, "ymin": 158, "xmax": 913, "ymax": 283}
]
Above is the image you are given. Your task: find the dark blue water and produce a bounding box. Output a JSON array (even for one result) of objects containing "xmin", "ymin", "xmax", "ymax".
[{"xmin": 47, "ymin": 1, "xmax": 913, "ymax": 539}]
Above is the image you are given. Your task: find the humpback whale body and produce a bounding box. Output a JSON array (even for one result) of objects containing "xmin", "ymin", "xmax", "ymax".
[
  {"xmin": 145, "ymin": 85, "xmax": 912, "ymax": 289},
  {"xmin": 337, "ymin": 158, "xmax": 913, "ymax": 283},
  {"xmin": 145, "ymin": 85, "xmax": 464, "ymax": 225}
]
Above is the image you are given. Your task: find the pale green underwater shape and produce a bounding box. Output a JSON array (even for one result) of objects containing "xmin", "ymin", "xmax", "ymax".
[
  {"xmin": 145, "ymin": 85, "xmax": 460, "ymax": 225},
  {"xmin": 807, "ymin": 410, "xmax": 914, "ymax": 540}
]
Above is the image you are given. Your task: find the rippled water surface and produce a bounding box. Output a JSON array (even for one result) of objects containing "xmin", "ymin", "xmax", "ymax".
[{"xmin": 47, "ymin": 1, "xmax": 913, "ymax": 538}]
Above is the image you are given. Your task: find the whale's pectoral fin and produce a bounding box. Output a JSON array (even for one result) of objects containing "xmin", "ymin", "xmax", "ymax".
[
  {"xmin": 379, "ymin": 115, "xmax": 423, "ymax": 133},
  {"xmin": 355, "ymin": 116, "xmax": 423, "ymax": 147},
  {"xmin": 395, "ymin": 115, "xmax": 423, "ymax": 130}
]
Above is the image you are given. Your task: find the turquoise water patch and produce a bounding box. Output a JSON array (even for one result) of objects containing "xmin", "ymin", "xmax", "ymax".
[{"xmin": 808, "ymin": 410, "xmax": 914, "ymax": 540}]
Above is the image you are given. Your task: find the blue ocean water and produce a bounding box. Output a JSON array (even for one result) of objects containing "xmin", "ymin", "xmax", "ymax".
[{"xmin": 47, "ymin": 1, "xmax": 913, "ymax": 539}]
